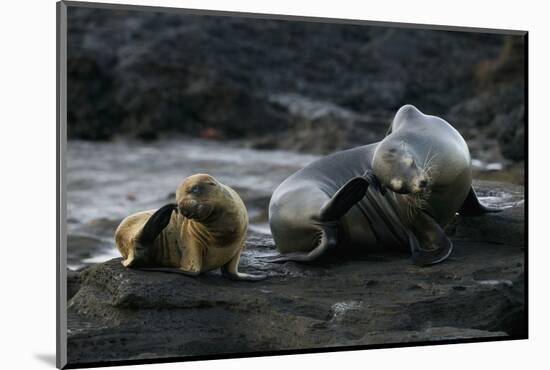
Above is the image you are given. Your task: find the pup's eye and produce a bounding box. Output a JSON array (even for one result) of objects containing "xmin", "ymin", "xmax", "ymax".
[
  {"xmin": 187, "ymin": 185, "xmax": 201, "ymax": 194},
  {"xmin": 207, "ymin": 182, "xmax": 216, "ymax": 186}
]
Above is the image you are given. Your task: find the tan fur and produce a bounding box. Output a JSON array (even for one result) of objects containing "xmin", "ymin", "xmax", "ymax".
[{"xmin": 114, "ymin": 174, "xmax": 249, "ymax": 275}]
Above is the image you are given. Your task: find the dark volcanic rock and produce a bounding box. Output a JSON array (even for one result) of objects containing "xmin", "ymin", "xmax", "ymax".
[
  {"xmin": 250, "ymin": 93, "xmax": 388, "ymax": 154},
  {"xmin": 447, "ymin": 36, "xmax": 526, "ymax": 162},
  {"xmin": 66, "ymin": 7, "xmax": 525, "ymax": 160},
  {"xmin": 67, "ymin": 268, "xmax": 81, "ymax": 301},
  {"xmin": 497, "ymin": 104, "xmax": 525, "ymax": 161},
  {"xmin": 67, "ymin": 180, "xmax": 525, "ymax": 365},
  {"xmin": 447, "ymin": 180, "xmax": 525, "ymax": 247}
]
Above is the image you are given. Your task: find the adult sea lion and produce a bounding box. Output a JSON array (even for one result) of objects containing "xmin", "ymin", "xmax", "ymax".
[
  {"xmin": 268, "ymin": 104, "xmax": 498, "ymax": 266},
  {"xmin": 115, "ymin": 173, "xmax": 266, "ymax": 281}
]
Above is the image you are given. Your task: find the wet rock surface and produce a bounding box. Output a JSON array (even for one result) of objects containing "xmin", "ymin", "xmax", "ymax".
[{"xmin": 67, "ymin": 180, "xmax": 525, "ymax": 365}]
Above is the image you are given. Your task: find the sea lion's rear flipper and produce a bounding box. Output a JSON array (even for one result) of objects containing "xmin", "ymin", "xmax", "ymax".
[
  {"xmin": 458, "ymin": 187, "xmax": 502, "ymax": 216},
  {"xmin": 221, "ymin": 251, "xmax": 267, "ymax": 281},
  {"xmin": 222, "ymin": 270, "xmax": 267, "ymax": 281},
  {"xmin": 261, "ymin": 221, "xmax": 338, "ymax": 264},
  {"xmin": 319, "ymin": 176, "xmax": 370, "ymax": 220},
  {"xmin": 408, "ymin": 212, "xmax": 453, "ymax": 266},
  {"xmin": 124, "ymin": 204, "xmax": 177, "ymax": 268},
  {"xmin": 137, "ymin": 267, "xmax": 201, "ymax": 277}
]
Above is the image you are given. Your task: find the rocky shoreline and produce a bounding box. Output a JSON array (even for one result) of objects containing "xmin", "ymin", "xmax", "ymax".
[{"xmin": 66, "ymin": 180, "xmax": 525, "ymax": 366}]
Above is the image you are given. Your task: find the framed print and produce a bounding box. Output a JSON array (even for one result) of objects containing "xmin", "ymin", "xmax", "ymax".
[{"xmin": 57, "ymin": 1, "xmax": 527, "ymax": 368}]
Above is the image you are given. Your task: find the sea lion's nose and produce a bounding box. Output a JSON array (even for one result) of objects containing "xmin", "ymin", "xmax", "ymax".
[
  {"xmin": 178, "ymin": 206, "xmax": 188, "ymax": 217},
  {"xmin": 179, "ymin": 199, "xmax": 197, "ymax": 217},
  {"xmin": 418, "ymin": 179, "xmax": 428, "ymax": 188}
]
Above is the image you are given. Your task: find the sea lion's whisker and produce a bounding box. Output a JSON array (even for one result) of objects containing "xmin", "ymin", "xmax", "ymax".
[
  {"xmin": 423, "ymin": 145, "xmax": 433, "ymax": 169},
  {"xmin": 424, "ymin": 151, "xmax": 439, "ymax": 172}
]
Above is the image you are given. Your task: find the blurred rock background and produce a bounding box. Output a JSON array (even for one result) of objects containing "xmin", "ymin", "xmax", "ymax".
[{"xmin": 67, "ymin": 7, "xmax": 525, "ymax": 183}]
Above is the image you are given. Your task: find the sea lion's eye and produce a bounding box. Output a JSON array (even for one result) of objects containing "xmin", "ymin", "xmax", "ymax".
[
  {"xmin": 188, "ymin": 185, "xmax": 201, "ymax": 194},
  {"xmin": 207, "ymin": 182, "xmax": 216, "ymax": 186}
]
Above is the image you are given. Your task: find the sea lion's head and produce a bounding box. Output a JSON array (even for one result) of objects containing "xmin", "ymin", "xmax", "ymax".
[
  {"xmin": 372, "ymin": 140, "xmax": 429, "ymax": 195},
  {"xmin": 175, "ymin": 174, "xmax": 225, "ymax": 221}
]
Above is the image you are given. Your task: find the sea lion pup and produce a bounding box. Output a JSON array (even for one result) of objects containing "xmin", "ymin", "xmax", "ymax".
[
  {"xmin": 115, "ymin": 174, "xmax": 266, "ymax": 281},
  {"xmin": 267, "ymin": 104, "xmax": 499, "ymax": 266}
]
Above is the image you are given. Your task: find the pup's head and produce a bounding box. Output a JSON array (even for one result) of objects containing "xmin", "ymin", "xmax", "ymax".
[{"xmin": 175, "ymin": 174, "xmax": 224, "ymax": 221}]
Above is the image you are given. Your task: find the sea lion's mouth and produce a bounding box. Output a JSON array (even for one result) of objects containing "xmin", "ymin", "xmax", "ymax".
[
  {"xmin": 390, "ymin": 187, "xmax": 410, "ymax": 195},
  {"xmin": 179, "ymin": 199, "xmax": 214, "ymax": 221},
  {"xmin": 406, "ymin": 188, "xmax": 431, "ymax": 211},
  {"xmin": 411, "ymin": 182, "xmax": 429, "ymax": 194},
  {"xmin": 410, "ymin": 188, "xmax": 426, "ymax": 195}
]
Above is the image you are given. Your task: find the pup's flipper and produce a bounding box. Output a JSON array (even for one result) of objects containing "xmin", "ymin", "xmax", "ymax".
[
  {"xmin": 221, "ymin": 252, "xmax": 267, "ymax": 281},
  {"xmin": 221, "ymin": 269, "xmax": 267, "ymax": 281},
  {"xmin": 138, "ymin": 203, "xmax": 177, "ymax": 244},
  {"xmin": 122, "ymin": 204, "xmax": 177, "ymax": 268},
  {"xmin": 136, "ymin": 267, "xmax": 201, "ymax": 277}
]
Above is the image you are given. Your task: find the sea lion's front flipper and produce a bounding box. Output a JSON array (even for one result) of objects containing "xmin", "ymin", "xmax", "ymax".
[
  {"xmin": 408, "ymin": 212, "xmax": 453, "ymax": 266},
  {"xmin": 123, "ymin": 204, "xmax": 177, "ymax": 268},
  {"xmin": 458, "ymin": 187, "xmax": 502, "ymax": 216},
  {"xmin": 221, "ymin": 251, "xmax": 267, "ymax": 281},
  {"xmin": 319, "ymin": 177, "xmax": 370, "ymax": 220},
  {"xmin": 138, "ymin": 203, "xmax": 177, "ymax": 244}
]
